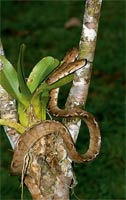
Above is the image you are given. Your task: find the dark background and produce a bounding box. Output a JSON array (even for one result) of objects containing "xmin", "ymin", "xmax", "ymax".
[{"xmin": 0, "ymin": 0, "xmax": 125, "ymax": 199}]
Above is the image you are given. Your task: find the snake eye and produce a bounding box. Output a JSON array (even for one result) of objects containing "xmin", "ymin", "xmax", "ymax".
[{"xmin": 84, "ymin": 114, "xmax": 89, "ymax": 118}]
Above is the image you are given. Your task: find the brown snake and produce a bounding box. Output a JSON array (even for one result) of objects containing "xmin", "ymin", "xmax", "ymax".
[
  {"xmin": 47, "ymin": 48, "xmax": 101, "ymax": 162},
  {"xmin": 11, "ymin": 48, "xmax": 101, "ymax": 175}
]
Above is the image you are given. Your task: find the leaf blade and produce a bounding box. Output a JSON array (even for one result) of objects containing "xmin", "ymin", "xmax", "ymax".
[
  {"xmin": 17, "ymin": 44, "xmax": 31, "ymax": 98},
  {"xmin": 0, "ymin": 55, "xmax": 30, "ymax": 106},
  {"xmin": 27, "ymin": 56, "xmax": 59, "ymax": 93},
  {"xmin": 0, "ymin": 55, "xmax": 21, "ymax": 99}
]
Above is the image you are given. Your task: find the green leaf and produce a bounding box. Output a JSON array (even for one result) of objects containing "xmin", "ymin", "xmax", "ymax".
[
  {"xmin": 0, "ymin": 119, "xmax": 25, "ymax": 134},
  {"xmin": 17, "ymin": 44, "xmax": 31, "ymax": 98},
  {"xmin": 36, "ymin": 74, "xmax": 74, "ymax": 96},
  {"xmin": 0, "ymin": 55, "xmax": 30, "ymax": 106},
  {"xmin": 0, "ymin": 72, "xmax": 18, "ymax": 99},
  {"xmin": 40, "ymin": 90, "xmax": 49, "ymax": 120},
  {"xmin": 0, "ymin": 55, "xmax": 20, "ymax": 99},
  {"xmin": 48, "ymin": 73, "xmax": 74, "ymax": 91},
  {"xmin": 27, "ymin": 56, "xmax": 59, "ymax": 93}
]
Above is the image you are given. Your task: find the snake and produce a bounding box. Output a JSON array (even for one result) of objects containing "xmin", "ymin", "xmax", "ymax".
[{"xmin": 10, "ymin": 48, "xmax": 101, "ymax": 175}]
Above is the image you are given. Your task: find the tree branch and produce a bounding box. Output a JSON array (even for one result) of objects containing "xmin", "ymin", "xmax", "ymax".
[{"xmin": 65, "ymin": 0, "xmax": 102, "ymax": 143}]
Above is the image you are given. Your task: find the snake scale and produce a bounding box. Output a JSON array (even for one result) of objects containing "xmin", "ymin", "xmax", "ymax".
[{"xmin": 11, "ymin": 48, "xmax": 101, "ymax": 175}]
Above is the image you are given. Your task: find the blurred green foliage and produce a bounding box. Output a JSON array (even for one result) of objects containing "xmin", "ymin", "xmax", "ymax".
[{"xmin": 0, "ymin": 0, "xmax": 125, "ymax": 199}]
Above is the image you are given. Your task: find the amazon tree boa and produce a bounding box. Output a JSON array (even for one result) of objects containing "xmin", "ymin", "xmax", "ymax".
[{"xmin": 11, "ymin": 48, "xmax": 101, "ymax": 175}]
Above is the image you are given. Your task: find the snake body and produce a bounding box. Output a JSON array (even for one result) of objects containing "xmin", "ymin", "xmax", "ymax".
[
  {"xmin": 46, "ymin": 87, "xmax": 101, "ymax": 166},
  {"xmin": 47, "ymin": 48, "xmax": 86, "ymax": 84},
  {"xmin": 11, "ymin": 116, "xmax": 100, "ymax": 175},
  {"xmin": 11, "ymin": 48, "xmax": 101, "ymax": 175},
  {"xmin": 46, "ymin": 48, "xmax": 101, "ymax": 164}
]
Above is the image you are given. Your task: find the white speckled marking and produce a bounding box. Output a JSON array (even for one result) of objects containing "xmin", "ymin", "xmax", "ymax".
[
  {"xmin": 83, "ymin": 24, "xmax": 96, "ymax": 41},
  {"xmin": 67, "ymin": 169, "xmax": 73, "ymax": 177},
  {"xmin": 98, "ymin": 137, "xmax": 101, "ymax": 147},
  {"xmin": 84, "ymin": 62, "xmax": 90, "ymax": 69},
  {"xmin": 0, "ymin": 49, "xmax": 4, "ymax": 56},
  {"xmin": 0, "ymin": 60, "xmax": 3, "ymax": 70},
  {"xmin": 88, "ymin": 16, "xmax": 94, "ymax": 22},
  {"xmin": 73, "ymin": 78, "xmax": 86, "ymax": 86},
  {"xmin": 68, "ymin": 120, "xmax": 81, "ymax": 142},
  {"xmin": 76, "ymin": 67, "xmax": 84, "ymax": 76}
]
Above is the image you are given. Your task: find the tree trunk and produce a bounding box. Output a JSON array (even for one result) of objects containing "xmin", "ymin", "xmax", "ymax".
[{"xmin": 65, "ymin": 0, "xmax": 102, "ymax": 139}]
